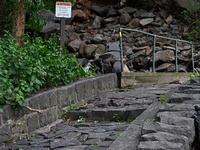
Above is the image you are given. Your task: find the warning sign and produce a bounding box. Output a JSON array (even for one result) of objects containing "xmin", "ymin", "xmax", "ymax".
[{"xmin": 55, "ymin": 2, "xmax": 72, "ymax": 18}]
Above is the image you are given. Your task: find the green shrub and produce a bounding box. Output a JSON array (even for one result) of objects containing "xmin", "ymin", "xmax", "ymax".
[{"xmin": 0, "ymin": 33, "xmax": 94, "ymax": 109}]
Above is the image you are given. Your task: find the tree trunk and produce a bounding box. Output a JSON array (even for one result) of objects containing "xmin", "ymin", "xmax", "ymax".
[{"xmin": 13, "ymin": 0, "xmax": 25, "ymax": 44}]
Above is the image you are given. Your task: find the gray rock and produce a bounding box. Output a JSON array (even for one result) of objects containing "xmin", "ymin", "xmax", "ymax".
[
  {"xmin": 133, "ymin": 9, "xmax": 148, "ymax": 18},
  {"xmin": 69, "ymin": 32, "xmax": 80, "ymax": 41},
  {"xmin": 91, "ymin": 5, "xmax": 108, "ymax": 17},
  {"xmin": 129, "ymin": 50, "xmax": 146, "ymax": 59},
  {"xmin": 155, "ymin": 50, "xmax": 175, "ymax": 62},
  {"xmin": 124, "ymin": 49, "xmax": 133, "ymax": 56},
  {"xmin": 112, "ymin": 61, "xmax": 122, "ymax": 73},
  {"xmin": 127, "ymin": 18, "xmax": 140, "ymax": 28},
  {"xmin": 120, "ymin": 12, "xmax": 132, "ymax": 25},
  {"xmin": 102, "ymin": 17, "xmax": 116, "ymax": 25},
  {"xmin": 107, "ymin": 8, "xmax": 118, "ymax": 17},
  {"xmin": 156, "ymin": 63, "xmax": 175, "ymax": 72},
  {"xmin": 92, "ymin": 16, "xmax": 102, "ymax": 29},
  {"xmin": 84, "ymin": 44, "xmax": 98, "ymax": 58},
  {"xmin": 38, "ymin": 9, "xmax": 55, "ymax": 22},
  {"xmin": 94, "ymin": 44, "xmax": 107, "ymax": 58},
  {"xmin": 68, "ymin": 39, "xmax": 82, "ymax": 52},
  {"xmin": 140, "ymin": 12, "xmax": 156, "ymax": 18},
  {"xmin": 118, "ymin": 7, "xmax": 137, "ymax": 15},
  {"xmin": 108, "ymin": 42, "xmax": 120, "ymax": 52},
  {"xmin": 91, "ymin": 34, "xmax": 105, "ymax": 44},
  {"xmin": 140, "ymin": 18, "xmax": 154, "ymax": 26},
  {"xmin": 41, "ymin": 22, "xmax": 60, "ymax": 39}
]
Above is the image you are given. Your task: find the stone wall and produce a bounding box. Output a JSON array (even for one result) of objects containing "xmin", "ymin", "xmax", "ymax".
[{"xmin": 0, "ymin": 73, "xmax": 118, "ymax": 143}]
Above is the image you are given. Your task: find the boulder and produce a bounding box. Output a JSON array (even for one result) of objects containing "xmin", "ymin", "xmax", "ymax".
[
  {"xmin": 91, "ymin": 16, "xmax": 102, "ymax": 29},
  {"xmin": 38, "ymin": 9, "xmax": 55, "ymax": 22},
  {"xmin": 156, "ymin": 63, "xmax": 175, "ymax": 72},
  {"xmin": 84, "ymin": 44, "xmax": 99, "ymax": 59},
  {"xmin": 90, "ymin": 5, "xmax": 108, "ymax": 17},
  {"xmin": 72, "ymin": 9, "xmax": 87, "ymax": 22},
  {"xmin": 155, "ymin": 50, "xmax": 175, "ymax": 62},
  {"xmin": 140, "ymin": 18, "xmax": 154, "ymax": 26},
  {"xmin": 120, "ymin": 12, "xmax": 132, "ymax": 25},
  {"xmin": 118, "ymin": 7, "xmax": 137, "ymax": 15},
  {"xmin": 41, "ymin": 22, "xmax": 60, "ymax": 39},
  {"xmin": 108, "ymin": 42, "xmax": 120, "ymax": 52},
  {"xmin": 68, "ymin": 39, "xmax": 82, "ymax": 52}
]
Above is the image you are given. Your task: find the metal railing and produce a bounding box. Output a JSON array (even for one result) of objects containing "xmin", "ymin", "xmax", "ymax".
[{"xmin": 119, "ymin": 28, "xmax": 194, "ymax": 72}]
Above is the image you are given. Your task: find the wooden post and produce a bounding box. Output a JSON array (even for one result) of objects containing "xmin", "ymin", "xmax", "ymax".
[{"xmin": 60, "ymin": 18, "xmax": 66, "ymax": 46}]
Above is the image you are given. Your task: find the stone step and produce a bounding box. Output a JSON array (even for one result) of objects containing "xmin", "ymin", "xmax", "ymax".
[
  {"xmin": 138, "ymin": 141, "xmax": 184, "ymax": 150},
  {"xmin": 142, "ymin": 122, "xmax": 194, "ymax": 141},
  {"xmin": 177, "ymin": 84, "xmax": 200, "ymax": 91},
  {"xmin": 66, "ymin": 105, "xmax": 147, "ymax": 121},
  {"xmin": 140, "ymin": 132, "xmax": 189, "ymax": 150},
  {"xmin": 176, "ymin": 89, "xmax": 200, "ymax": 94},
  {"xmin": 156, "ymin": 112, "xmax": 194, "ymax": 128},
  {"xmin": 170, "ymin": 93, "xmax": 200, "ymax": 103}
]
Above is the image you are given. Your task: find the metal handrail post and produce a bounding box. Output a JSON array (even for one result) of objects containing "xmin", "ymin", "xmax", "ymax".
[
  {"xmin": 153, "ymin": 35, "xmax": 156, "ymax": 72},
  {"xmin": 175, "ymin": 40, "xmax": 178, "ymax": 72},
  {"xmin": 191, "ymin": 44, "xmax": 195, "ymax": 72},
  {"xmin": 119, "ymin": 28, "xmax": 124, "ymax": 72}
]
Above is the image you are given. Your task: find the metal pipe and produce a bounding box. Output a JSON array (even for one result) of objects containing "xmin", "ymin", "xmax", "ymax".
[
  {"xmin": 191, "ymin": 44, "xmax": 195, "ymax": 72},
  {"xmin": 120, "ymin": 28, "xmax": 192, "ymax": 44},
  {"xmin": 119, "ymin": 28, "xmax": 124, "ymax": 72},
  {"xmin": 175, "ymin": 40, "xmax": 178, "ymax": 72},
  {"xmin": 153, "ymin": 35, "xmax": 156, "ymax": 72}
]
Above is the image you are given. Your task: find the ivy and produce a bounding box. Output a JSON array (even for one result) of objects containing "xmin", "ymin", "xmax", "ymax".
[{"xmin": 0, "ymin": 33, "xmax": 94, "ymax": 108}]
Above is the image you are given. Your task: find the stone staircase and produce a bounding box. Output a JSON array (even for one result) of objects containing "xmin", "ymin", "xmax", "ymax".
[{"xmin": 1, "ymin": 83, "xmax": 198, "ymax": 150}]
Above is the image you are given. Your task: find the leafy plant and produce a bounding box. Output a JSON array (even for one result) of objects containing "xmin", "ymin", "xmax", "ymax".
[
  {"xmin": 179, "ymin": 5, "xmax": 200, "ymax": 42},
  {"xmin": 189, "ymin": 73, "xmax": 199, "ymax": 82},
  {"xmin": 181, "ymin": 10, "xmax": 191, "ymax": 20},
  {"xmin": 143, "ymin": 120, "xmax": 150, "ymax": 123},
  {"xmin": 0, "ymin": 33, "xmax": 94, "ymax": 109},
  {"xmin": 78, "ymin": 116, "xmax": 86, "ymax": 122},
  {"xmin": 63, "ymin": 105, "xmax": 78, "ymax": 116},
  {"xmin": 17, "ymin": 122, "xmax": 24, "ymax": 126},
  {"xmin": 159, "ymin": 96, "xmax": 166, "ymax": 104},
  {"xmin": 113, "ymin": 114, "xmax": 121, "ymax": 122},
  {"xmin": 31, "ymin": 132, "xmax": 39, "ymax": 137},
  {"xmin": 126, "ymin": 119, "xmax": 134, "ymax": 123},
  {"xmin": 92, "ymin": 144, "xmax": 99, "ymax": 148},
  {"xmin": 116, "ymin": 132, "xmax": 123, "ymax": 137}
]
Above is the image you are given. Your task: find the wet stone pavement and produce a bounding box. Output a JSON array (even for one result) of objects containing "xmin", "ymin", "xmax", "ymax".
[{"xmin": 0, "ymin": 84, "xmax": 183, "ymax": 150}]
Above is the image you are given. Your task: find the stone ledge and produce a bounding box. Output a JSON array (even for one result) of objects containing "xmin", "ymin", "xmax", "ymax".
[
  {"xmin": 0, "ymin": 73, "xmax": 118, "ymax": 143},
  {"xmin": 121, "ymin": 72, "xmax": 191, "ymax": 88}
]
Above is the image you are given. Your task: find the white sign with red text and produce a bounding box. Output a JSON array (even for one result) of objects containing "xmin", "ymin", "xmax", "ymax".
[{"xmin": 55, "ymin": 2, "xmax": 72, "ymax": 18}]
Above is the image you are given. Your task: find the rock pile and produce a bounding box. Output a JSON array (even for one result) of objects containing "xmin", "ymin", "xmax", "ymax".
[{"xmin": 39, "ymin": 0, "xmax": 200, "ymax": 73}]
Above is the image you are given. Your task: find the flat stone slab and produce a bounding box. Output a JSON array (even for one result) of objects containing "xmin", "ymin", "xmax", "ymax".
[{"xmin": 138, "ymin": 141, "xmax": 184, "ymax": 150}]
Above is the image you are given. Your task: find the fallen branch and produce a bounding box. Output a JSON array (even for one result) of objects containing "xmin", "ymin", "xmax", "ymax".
[{"xmin": 25, "ymin": 106, "xmax": 44, "ymax": 113}]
